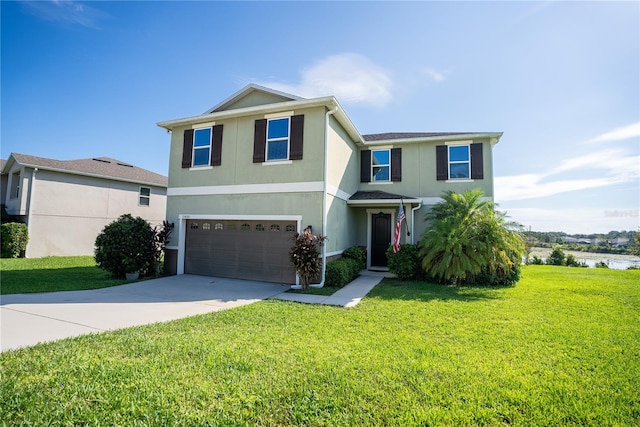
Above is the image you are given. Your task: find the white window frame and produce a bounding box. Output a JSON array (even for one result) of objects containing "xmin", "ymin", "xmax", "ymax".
[
  {"xmin": 266, "ymin": 117, "xmax": 291, "ymax": 162},
  {"xmin": 192, "ymin": 127, "xmax": 212, "ymax": 168},
  {"xmin": 371, "ymin": 148, "xmax": 391, "ymax": 182},
  {"xmin": 139, "ymin": 187, "xmax": 151, "ymax": 206},
  {"xmin": 447, "ymin": 144, "xmax": 471, "ymax": 180}
]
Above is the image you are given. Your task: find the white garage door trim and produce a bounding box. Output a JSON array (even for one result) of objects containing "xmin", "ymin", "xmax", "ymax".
[{"xmin": 176, "ymin": 214, "xmax": 303, "ymax": 281}]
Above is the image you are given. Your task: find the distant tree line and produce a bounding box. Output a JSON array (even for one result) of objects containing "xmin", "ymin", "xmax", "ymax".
[{"xmin": 525, "ymin": 230, "xmax": 639, "ymax": 255}]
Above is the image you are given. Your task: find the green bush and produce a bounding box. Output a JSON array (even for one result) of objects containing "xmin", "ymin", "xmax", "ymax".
[
  {"xmin": 325, "ymin": 258, "xmax": 360, "ymax": 287},
  {"xmin": 341, "ymin": 246, "xmax": 366, "ymax": 270},
  {"xmin": 529, "ymin": 255, "xmax": 545, "ymax": 265},
  {"xmin": 595, "ymin": 261, "xmax": 610, "ymax": 269},
  {"xmin": 1, "ymin": 222, "xmax": 29, "ymax": 258},
  {"xmin": 546, "ymin": 246, "xmax": 566, "ymax": 266},
  {"xmin": 466, "ymin": 254, "xmax": 522, "ymax": 287},
  {"xmin": 386, "ymin": 244, "xmax": 420, "ymax": 280},
  {"xmin": 565, "ymin": 253, "xmax": 588, "ymax": 268},
  {"xmin": 94, "ymin": 214, "xmax": 155, "ymax": 279}
]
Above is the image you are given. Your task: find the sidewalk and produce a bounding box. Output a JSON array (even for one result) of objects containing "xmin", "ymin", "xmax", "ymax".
[{"xmin": 271, "ymin": 270, "xmax": 394, "ymax": 307}]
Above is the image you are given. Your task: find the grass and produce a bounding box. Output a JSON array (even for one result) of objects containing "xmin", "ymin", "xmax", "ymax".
[
  {"xmin": 1, "ymin": 266, "xmax": 639, "ymax": 425},
  {"xmin": 0, "ymin": 256, "xmax": 131, "ymax": 294}
]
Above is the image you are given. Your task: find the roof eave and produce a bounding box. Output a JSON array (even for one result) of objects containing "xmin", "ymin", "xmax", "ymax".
[
  {"xmin": 347, "ymin": 198, "xmax": 422, "ymax": 206},
  {"xmin": 362, "ymin": 132, "xmax": 504, "ymax": 146}
]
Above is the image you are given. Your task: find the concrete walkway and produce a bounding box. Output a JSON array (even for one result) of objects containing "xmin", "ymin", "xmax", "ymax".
[
  {"xmin": 271, "ymin": 270, "xmax": 392, "ymax": 307},
  {"xmin": 0, "ymin": 271, "xmax": 390, "ymax": 352}
]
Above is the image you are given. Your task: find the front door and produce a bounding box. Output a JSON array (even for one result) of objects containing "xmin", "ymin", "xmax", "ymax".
[{"xmin": 371, "ymin": 213, "xmax": 391, "ymax": 267}]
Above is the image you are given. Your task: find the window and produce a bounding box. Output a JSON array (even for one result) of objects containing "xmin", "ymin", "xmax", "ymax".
[
  {"xmin": 372, "ymin": 149, "xmax": 390, "ymax": 182},
  {"xmin": 214, "ymin": 223, "xmax": 223, "ymax": 230},
  {"xmin": 203, "ymin": 223, "xmax": 211, "ymax": 230},
  {"xmin": 10, "ymin": 172, "xmax": 20, "ymax": 199},
  {"xmin": 241, "ymin": 223, "xmax": 251, "ymax": 231},
  {"xmin": 436, "ymin": 143, "xmax": 483, "ymax": 181},
  {"xmin": 192, "ymin": 127, "xmax": 212, "ymax": 167},
  {"xmin": 181, "ymin": 124, "xmax": 223, "ymax": 169},
  {"xmin": 448, "ymin": 145, "xmax": 470, "ymax": 179},
  {"xmin": 286, "ymin": 224, "xmax": 296, "ymax": 232},
  {"xmin": 255, "ymin": 224, "xmax": 265, "ymax": 231},
  {"xmin": 360, "ymin": 148, "xmax": 402, "ymax": 183},
  {"xmin": 253, "ymin": 115, "xmax": 304, "ymax": 163},
  {"xmin": 270, "ymin": 224, "xmax": 280, "ymax": 232},
  {"xmin": 139, "ymin": 187, "xmax": 151, "ymax": 206},
  {"xmin": 266, "ymin": 117, "xmax": 290, "ymax": 161}
]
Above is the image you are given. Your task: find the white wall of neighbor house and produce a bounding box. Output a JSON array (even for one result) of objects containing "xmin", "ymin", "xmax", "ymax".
[{"xmin": 24, "ymin": 169, "xmax": 166, "ymax": 258}]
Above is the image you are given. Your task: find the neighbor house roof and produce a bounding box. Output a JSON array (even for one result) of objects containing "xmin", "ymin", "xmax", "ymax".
[{"xmin": 4, "ymin": 153, "xmax": 168, "ymax": 187}]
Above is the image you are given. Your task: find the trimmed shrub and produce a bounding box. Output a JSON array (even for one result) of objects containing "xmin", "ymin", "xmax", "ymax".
[
  {"xmin": 1, "ymin": 222, "xmax": 29, "ymax": 258},
  {"xmin": 325, "ymin": 258, "xmax": 360, "ymax": 287},
  {"xmin": 386, "ymin": 244, "xmax": 420, "ymax": 280},
  {"xmin": 341, "ymin": 246, "xmax": 366, "ymax": 270},
  {"xmin": 94, "ymin": 214, "xmax": 155, "ymax": 279}
]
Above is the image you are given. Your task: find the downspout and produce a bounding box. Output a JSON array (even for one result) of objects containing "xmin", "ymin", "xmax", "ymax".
[
  {"xmin": 410, "ymin": 202, "xmax": 422, "ymax": 244},
  {"xmin": 26, "ymin": 168, "xmax": 38, "ymax": 257},
  {"xmin": 315, "ymin": 104, "xmax": 338, "ymax": 288}
]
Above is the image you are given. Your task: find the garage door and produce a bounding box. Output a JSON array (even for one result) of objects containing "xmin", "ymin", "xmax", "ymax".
[{"xmin": 185, "ymin": 220, "xmax": 297, "ymax": 284}]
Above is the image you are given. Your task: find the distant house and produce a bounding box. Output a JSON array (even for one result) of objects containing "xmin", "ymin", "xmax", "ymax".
[
  {"xmin": 1, "ymin": 153, "xmax": 168, "ymax": 258},
  {"xmin": 157, "ymin": 84, "xmax": 503, "ymax": 284}
]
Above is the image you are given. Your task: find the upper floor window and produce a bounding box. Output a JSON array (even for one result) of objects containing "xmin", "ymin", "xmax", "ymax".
[
  {"xmin": 192, "ymin": 128, "xmax": 212, "ymax": 167},
  {"xmin": 253, "ymin": 115, "xmax": 304, "ymax": 163},
  {"xmin": 436, "ymin": 142, "xmax": 483, "ymax": 181},
  {"xmin": 10, "ymin": 172, "xmax": 20, "ymax": 199},
  {"xmin": 139, "ymin": 187, "xmax": 151, "ymax": 206},
  {"xmin": 448, "ymin": 145, "xmax": 470, "ymax": 179},
  {"xmin": 181, "ymin": 124, "xmax": 224, "ymax": 169},
  {"xmin": 267, "ymin": 117, "xmax": 290, "ymax": 161},
  {"xmin": 372, "ymin": 149, "xmax": 390, "ymax": 182},
  {"xmin": 360, "ymin": 148, "xmax": 402, "ymax": 183}
]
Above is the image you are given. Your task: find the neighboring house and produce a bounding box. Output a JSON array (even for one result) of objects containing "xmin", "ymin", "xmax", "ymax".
[
  {"xmin": 0, "ymin": 159, "xmax": 7, "ymax": 206},
  {"xmin": 157, "ymin": 84, "xmax": 502, "ymax": 284},
  {"xmin": 2, "ymin": 153, "xmax": 168, "ymax": 258}
]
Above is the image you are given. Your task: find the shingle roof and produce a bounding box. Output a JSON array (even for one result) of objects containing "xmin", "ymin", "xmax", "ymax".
[
  {"xmin": 362, "ymin": 132, "xmax": 475, "ymax": 142},
  {"xmin": 349, "ymin": 190, "xmax": 414, "ymax": 201},
  {"xmin": 9, "ymin": 153, "xmax": 168, "ymax": 187}
]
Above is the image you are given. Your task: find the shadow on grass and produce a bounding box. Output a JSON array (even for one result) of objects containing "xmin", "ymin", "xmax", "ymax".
[
  {"xmin": 0, "ymin": 266, "xmax": 130, "ymax": 295},
  {"xmin": 370, "ymin": 278, "xmax": 508, "ymax": 303}
]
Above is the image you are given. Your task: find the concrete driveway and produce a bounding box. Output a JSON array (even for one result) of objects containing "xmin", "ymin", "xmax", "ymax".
[{"xmin": 0, "ymin": 275, "xmax": 289, "ymax": 352}]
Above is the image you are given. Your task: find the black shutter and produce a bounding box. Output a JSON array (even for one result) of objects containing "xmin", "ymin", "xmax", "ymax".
[
  {"xmin": 182, "ymin": 129, "xmax": 194, "ymax": 168},
  {"xmin": 436, "ymin": 145, "xmax": 448, "ymax": 180},
  {"xmin": 289, "ymin": 115, "xmax": 304, "ymax": 160},
  {"xmin": 253, "ymin": 119, "xmax": 267, "ymax": 163},
  {"xmin": 470, "ymin": 143, "xmax": 484, "ymax": 179},
  {"xmin": 391, "ymin": 148, "xmax": 402, "ymax": 182},
  {"xmin": 360, "ymin": 150, "xmax": 371, "ymax": 183},
  {"xmin": 211, "ymin": 124, "xmax": 223, "ymax": 166}
]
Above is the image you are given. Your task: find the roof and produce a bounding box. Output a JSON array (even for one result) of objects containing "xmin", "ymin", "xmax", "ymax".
[
  {"xmin": 4, "ymin": 153, "xmax": 168, "ymax": 187},
  {"xmin": 347, "ymin": 190, "xmax": 422, "ymax": 206},
  {"xmin": 0, "ymin": 159, "xmax": 5, "ymax": 172},
  {"xmin": 363, "ymin": 132, "xmax": 474, "ymax": 142},
  {"xmin": 204, "ymin": 84, "xmax": 304, "ymax": 114}
]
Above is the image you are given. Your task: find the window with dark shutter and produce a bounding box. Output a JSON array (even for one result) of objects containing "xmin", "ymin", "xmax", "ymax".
[
  {"xmin": 211, "ymin": 124, "xmax": 223, "ymax": 166},
  {"xmin": 470, "ymin": 143, "xmax": 483, "ymax": 179},
  {"xmin": 391, "ymin": 148, "xmax": 402, "ymax": 182},
  {"xmin": 253, "ymin": 119, "xmax": 267, "ymax": 163},
  {"xmin": 182, "ymin": 129, "xmax": 194, "ymax": 168},
  {"xmin": 289, "ymin": 115, "xmax": 304, "ymax": 160},
  {"xmin": 360, "ymin": 150, "xmax": 371, "ymax": 182},
  {"xmin": 436, "ymin": 145, "xmax": 448, "ymax": 180}
]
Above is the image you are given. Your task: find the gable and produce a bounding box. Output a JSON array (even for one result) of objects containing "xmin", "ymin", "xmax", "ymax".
[{"xmin": 205, "ymin": 84, "xmax": 302, "ymax": 114}]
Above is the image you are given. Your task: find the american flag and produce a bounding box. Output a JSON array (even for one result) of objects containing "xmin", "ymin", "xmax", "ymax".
[{"xmin": 392, "ymin": 201, "xmax": 406, "ymax": 253}]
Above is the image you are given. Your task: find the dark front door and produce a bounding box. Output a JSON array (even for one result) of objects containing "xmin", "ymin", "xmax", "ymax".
[{"xmin": 371, "ymin": 213, "xmax": 391, "ymax": 267}]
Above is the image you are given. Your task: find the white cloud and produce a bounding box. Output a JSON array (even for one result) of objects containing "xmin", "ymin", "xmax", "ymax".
[
  {"xmin": 584, "ymin": 122, "xmax": 640, "ymax": 144},
  {"xmin": 495, "ymin": 148, "xmax": 640, "ymax": 202},
  {"xmin": 421, "ymin": 67, "xmax": 446, "ymax": 83},
  {"xmin": 259, "ymin": 53, "xmax": 393, "ymax": 107},
  {"xmin": 20, "ymin": 0, "xmax": 108, "ymax": 29}
]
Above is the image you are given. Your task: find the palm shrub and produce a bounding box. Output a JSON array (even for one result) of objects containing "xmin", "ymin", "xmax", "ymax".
[
  {"xmin": 94, "ymin": 214, "xmax": 156, "ymax": 279},
  {"xmin": 418, "ymin": 189, "xmax": 524, "ymax": 286},
  {"xmin": 289, "ymin": 229, "xmax": 327, "ymax": 290}
]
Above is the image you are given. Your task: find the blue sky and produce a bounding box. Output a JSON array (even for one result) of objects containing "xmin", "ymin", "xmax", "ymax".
[{"xmin": 2, "ymin": 1, "xmax": 638, "ymax": 234}]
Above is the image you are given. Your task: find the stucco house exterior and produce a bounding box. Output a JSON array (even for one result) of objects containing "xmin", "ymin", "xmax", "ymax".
[
  {"xmin": 158, "ymin": 84, "xmax": 502, "ymax": 285},
  {"xmin": 2, "ymin": 153, "xmax": 168, "ymax": 258}
]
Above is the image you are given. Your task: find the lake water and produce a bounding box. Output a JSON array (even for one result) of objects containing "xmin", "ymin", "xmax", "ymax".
[{"xmin": 531, "ymin": 248, "xmax": 640, "ymax": 270}]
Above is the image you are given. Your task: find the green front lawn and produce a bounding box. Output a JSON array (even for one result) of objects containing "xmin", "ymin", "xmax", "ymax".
[
  {"xmin": 1, "ymin": 266, "xmax": 639, "ymax": 425},
  {"xmin": 0, "ymin": 256, "xmax": 131, "ymax": 294}
]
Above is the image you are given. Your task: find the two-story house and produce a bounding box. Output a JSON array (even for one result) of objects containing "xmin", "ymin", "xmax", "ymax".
[
  {"xmin": 2, "ymin": 153, "xmax": 168, "ymax": 258},
  {"xmin": 158, "ymin": 84, "xmax": 502, "ymax": 285}
]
